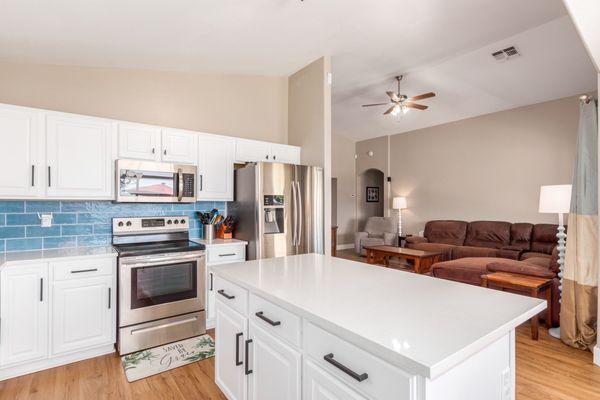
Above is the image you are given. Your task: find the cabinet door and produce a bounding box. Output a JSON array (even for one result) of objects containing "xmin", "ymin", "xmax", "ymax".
[
  {"xmin": 198, "ymin": 134, "xmax": 234, "ymax": 201},
  {"xmin": 46, "ymin": 114, "xmax": 115, "ymax": 199},
  {"xmin": 0, "ymin": 105, "xmax": 43, "ymax": 198},
  {"xmin": 207, "ymin": 270, "xmax": 216, "ymax": 328},
  {"xmin": 303, "ymin": 359, "xmax": 368, "ymax": 400},
  {"xmin": 248, "ymin": 321, "xmax": 301, "ymax": 400},
  {"xmin": 51, "ymin": 276, "xmax": 114, "ymax": 355},
  {"xmin": 215, "ymin": 302, "xmax": 248, "ymax": 400},
  {"xmin": 235, "ymin": 139, "xmax": 271, "ymax": 163},
  {"xmin": 0, "ymin": 263, "xmax": 49, "ymax": 367},
  {"xmin": 118, "ymin": 122, "xmax": 161, "ymax": 161},
  {"xmin": 271, "ymin": 143, "xmax": 301, "ymax": 165},
  {"xmin": 161, "ymin": 128, "xmax": 198, "ymax": 164}
]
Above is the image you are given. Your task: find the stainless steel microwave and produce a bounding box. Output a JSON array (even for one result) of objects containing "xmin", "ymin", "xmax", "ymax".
[{"xmin": 116, "ymin": 160, "xmax": 197, "ymax": 203}]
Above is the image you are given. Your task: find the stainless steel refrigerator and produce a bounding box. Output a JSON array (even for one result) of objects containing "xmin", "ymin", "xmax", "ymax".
[{"xmin": 227, "ymin": 162, "xmax": 324, "ymax": 260}]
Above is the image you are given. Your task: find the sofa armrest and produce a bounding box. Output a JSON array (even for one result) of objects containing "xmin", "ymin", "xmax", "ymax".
[
  {"xmin": 497, "ymin": 247, "xmax": 523, "ymax": 260},
  {"xmin": 383, "ymin": 232, "xmax": 397, "ymax": 247},
  {"xmin": 406, "ymin": 236, "xmax": 428, "ymax": 244},
  {"xmin": 487, "ymin": 260, "xmax": 556, "ymax": 279},
  {"xmin": 354, "ymin": 232, "xmax": 368, "ymax": 254}
]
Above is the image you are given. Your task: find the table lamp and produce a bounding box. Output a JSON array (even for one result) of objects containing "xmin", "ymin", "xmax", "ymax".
[
  {"xmin": 538, "ymin": 184, "xmax": 572, "ymax": 339},
  {"xmin": 392, "ymin": 196, "xmax": 407, "ymax": 237}
]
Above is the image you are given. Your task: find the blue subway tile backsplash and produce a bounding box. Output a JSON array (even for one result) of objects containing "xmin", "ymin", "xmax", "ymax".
[{"xmin": 0, "ymin": 200, "xmax": 226, "ymax": 253}]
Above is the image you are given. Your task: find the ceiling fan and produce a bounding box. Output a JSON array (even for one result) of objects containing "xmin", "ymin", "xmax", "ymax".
[{"xmin": 362, "ymin": 75, "xmax": 436, "ymax": 116}]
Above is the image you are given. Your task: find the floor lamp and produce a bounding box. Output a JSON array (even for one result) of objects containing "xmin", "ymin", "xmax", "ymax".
[
  {"xmin": 393, "ymin": 196, "xmax": 407, "ymax": 240},
  {"xmin": 538, "ymin": 184, "xmax": 572, "ymax": 339}
]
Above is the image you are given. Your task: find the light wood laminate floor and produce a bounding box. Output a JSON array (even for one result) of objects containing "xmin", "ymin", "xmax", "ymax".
[{"xmin": 0, "ymin": 251, "xmax": 598, "ymax": 400}]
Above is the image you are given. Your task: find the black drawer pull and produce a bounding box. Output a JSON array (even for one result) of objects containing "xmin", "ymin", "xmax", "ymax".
[
  {"xmin": 209, "ymin": 272, "xmax": 213, "ymax": 291},
  {"xmin": 323, "ymin": 353, "xmax": 368, "ymax": 382},
  {"xmin": 218, "ymin": 289, "xmax": 235, "ymax": 300},
  {"xmin": 255, "ymin": 311, "xmax": 281, "ymax": 327},
  {"xmin": 218, "ymin": 253, "xmax": 236, "ymax": 257},
  {"xmin": 235, "ymin": 332, "xmax": 243, "ymax": 366},
  {"xmin": 245, "ymin": 339, "xmax": 253, "ymax": 375},
  {"xmin": 71, "ymin": 268, "xmax": 98, "ymax": 274}
]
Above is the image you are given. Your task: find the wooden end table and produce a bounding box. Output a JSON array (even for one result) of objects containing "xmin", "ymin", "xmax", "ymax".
[
  {"xmin": 364, "ymin": 245, "xmax": 441, "ymax": 274},
  {"xmin": 482, "ymin": 272, "xmax": 552, "ymax": 340}
]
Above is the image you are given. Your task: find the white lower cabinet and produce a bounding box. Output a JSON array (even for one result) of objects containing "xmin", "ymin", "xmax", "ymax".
[
  {"xmin": 0, "ymin": 263, "xmax": 48, "ymax": 367},
  {"xmin": 51, "ymin": 275, "xmax": 115, "ymax": 356},
  {"xmin": 216, "ymin": 301, "xmax": 248, "ymax": 400},
  {"xmin": 0, "ymin": 255, "xmax": 117, "ymax": 379},
  {"xmin": 303, "ymin": 359, "xmax": 368, "ymax": 400},
  {"xmin": 248, "ymin": 321, "xmax": 301, "ymax": 400}
]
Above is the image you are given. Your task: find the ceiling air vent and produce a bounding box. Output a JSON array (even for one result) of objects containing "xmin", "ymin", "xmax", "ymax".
[{"xmin": 491, "ymin": 46, "xmax": 520, "ymax": 62}]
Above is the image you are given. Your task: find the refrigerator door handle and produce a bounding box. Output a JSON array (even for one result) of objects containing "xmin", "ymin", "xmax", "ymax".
[
  {"xmin": 291, "ymin": 180, "xmax": 298, "ymax": 246},
  {"xmin": 296, "ymin": 180, "xmax": 303, "ymax": 248}
]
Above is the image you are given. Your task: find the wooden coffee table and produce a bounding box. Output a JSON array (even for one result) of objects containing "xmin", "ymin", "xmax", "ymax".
[
  {"xmin": 364, "ymin": 245, "xmax": 441, "ymax": 274},
  {"xmin": 482, "ymin": 272, "xmax": 552, "ymax": 340}
]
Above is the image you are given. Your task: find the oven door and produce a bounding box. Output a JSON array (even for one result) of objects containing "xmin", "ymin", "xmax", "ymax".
[{"xmin": 119, "ymin": 251, "xmax": 205, "ymax": 327}]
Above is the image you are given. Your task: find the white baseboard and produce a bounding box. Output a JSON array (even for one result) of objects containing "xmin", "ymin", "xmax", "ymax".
[
  {"xmin": 0, "ymin": 344, "xmax": 115, "ymax": 381},
  {"xmin": 336, "ymin": 243, "xmax": 354, "ymax": 250},
  {"xmin": 594, "ymin": 345, "xmax": 600, "ymax": 367}
]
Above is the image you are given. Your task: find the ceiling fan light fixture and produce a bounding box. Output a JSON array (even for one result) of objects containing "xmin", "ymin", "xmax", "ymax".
[
  {"xmin": 401, "ymin": 105, "xmax": 409, "ymax": 114},
  {"xmin": 390, "ymin": 105, "xmax": 401, "ymax": 116}
]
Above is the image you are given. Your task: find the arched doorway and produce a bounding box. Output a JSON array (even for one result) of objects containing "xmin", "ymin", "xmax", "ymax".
[{"xmin": 357, "ymin": 168, "xmax": 385, "ymax": 231}]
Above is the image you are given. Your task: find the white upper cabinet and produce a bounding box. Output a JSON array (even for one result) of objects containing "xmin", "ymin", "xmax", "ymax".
[
  {"xmin": 0, "ymin": 263, "xmax": 49, "ymax": 367},
  {"xmin": 161, "ymin": 128, "xmax": 198, "ymax": 164},
  {"xmin": 118, "ymin": 122, "xmax": 161, "ymax": 161},
  {"xmin": 46, "ymin": 114, "xmax": 115, "ymax": 199},
  {"xmin": 197, "ymin": 133, "xmax": 234, "ymax": 201},
  {"xmin": 235, "ymin": 138, "xmax": 301, "ymax": 164},
  {"xmin": 0, "ymin": 105, "xmax": 43, "ymax": 198}
]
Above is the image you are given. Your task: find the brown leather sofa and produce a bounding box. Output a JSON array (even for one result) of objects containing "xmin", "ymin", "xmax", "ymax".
[{"xmin": 407, "ymin": 220, "xmax": 561, "ymax": 325}]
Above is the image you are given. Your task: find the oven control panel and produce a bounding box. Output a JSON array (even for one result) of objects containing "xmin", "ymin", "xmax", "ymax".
[{"xmin": 113, "ymin": 216, "xmax": 189, "ymax": 235}]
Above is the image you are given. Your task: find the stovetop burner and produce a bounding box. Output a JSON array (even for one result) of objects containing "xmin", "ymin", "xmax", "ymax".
[{"xmin": 113, "ymin": 240, "xmax": 205, "ymax": 257}]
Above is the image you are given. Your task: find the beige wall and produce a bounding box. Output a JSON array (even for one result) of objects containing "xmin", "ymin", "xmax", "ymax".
[
  {"xmin": 0, "ymin": 61, "xmax": 288, "ymax": 143},
  {"xmin": 331, "ymin": 133, "xmax": 356, "ymax": 244},
  {"xmin": 288, "ymin": 56, "xmax": 332, "ymax": 253},
  {"xmin": 388, "ymin": 95, "xmax": 581, "ymax": 235},
  {"xmin": 355, "ymin": 136, "xmax": 390, "ymax": 219}
]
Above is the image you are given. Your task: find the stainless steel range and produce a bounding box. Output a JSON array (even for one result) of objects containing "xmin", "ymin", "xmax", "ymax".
[{"xmin": 112, "ymin": 216, "xmax": 206, "ymax": 355}]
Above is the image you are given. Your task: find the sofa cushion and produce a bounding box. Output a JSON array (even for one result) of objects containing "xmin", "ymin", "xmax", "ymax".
[
  {"xmin": 531, "ymin": 224, "xmax": 559, "ymax": 254},
  {"xmin": 431, "ymin": 257, "xmax": 499, "ymax": 286},
  {"xmin": 486, "ymin": 259, "xmax": 555, "ymax": 279},
  {"xmin": 452, "ymin": 246, "xmax": 499, "ymax": 259},
  {"xmin": 510, "ymin": 223, "xmax": 533, "ymax": 250},
  {"xmin": 407, "ymin": 242, "xmax": 455, "ymax": 261},
  {"xmin": 523, "ymin": 257, "xmax": 551, "ymax": 268},
  {"xmin": 464, "ymin": 221, "xmax": 511, "ymax": 249},
  {"xmin": 521, "ymin": 252, "xmax": 551, "ymax": 261},
  {"xmin": 424, "ymin": 220, "xmax": 467, "ymax": 246}
]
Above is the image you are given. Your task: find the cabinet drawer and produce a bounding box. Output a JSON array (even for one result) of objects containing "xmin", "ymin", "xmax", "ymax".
[
  {"xmin": 214, "ymin": 276, "xmax": 248, "ymax": 315},
  {"xmin": 208, "ymin": 245, "xmax": 245, "ymax": 264},
  {"xmin": 303, "ymin": 321, "xmax": 416, "ymax": 400},
  {"xmin": 249, "ymin": 294, "xmax": 301, "ymax": 348},
  {"xmin": 52, "ymin": 257, "xmax": 115, "ymax": 281}
]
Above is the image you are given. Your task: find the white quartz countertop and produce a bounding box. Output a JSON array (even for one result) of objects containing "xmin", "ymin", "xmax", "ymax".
[
  {"xmin": 193, "ymin": 238, "xmax": 248, "ymax": 247},
  {"xmin": 212, "ymin": 253, "xmax": 546, "ymax": 379},
  {"xmin": 0, "ymin": 246, "xmax": 117, "ymax": 268}
]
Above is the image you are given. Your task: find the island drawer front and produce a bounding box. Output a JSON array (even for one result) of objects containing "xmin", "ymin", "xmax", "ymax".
[
  {"xmin": 52, "ymin": 257, "xmax": 114, "ymax": 281},
  {"xmin": 214, "ymin": 276, "xmax": 248, "ymax": 315},
  {"xmin": 249, "ymin": 294, "xmax": 302, "ymax": 348},
  {"xmin": 303, "ymin": 321, "xmax": 416, "ymax": 400},
  {"xmin": 208, "ymin": 245, "xmax": 245, "ymax": 264}
]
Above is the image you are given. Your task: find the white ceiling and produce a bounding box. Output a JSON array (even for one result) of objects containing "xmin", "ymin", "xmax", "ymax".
[{"xmin": 1, "ymin": 0, "xmax": 595, "ymax": 140}]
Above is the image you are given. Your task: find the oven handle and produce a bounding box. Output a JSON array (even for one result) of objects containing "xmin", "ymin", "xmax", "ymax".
[
  {"xmin": 130, "ymin": 316, "xmax": 199, "ymax": 335},
  {"xmin": 177, "ymin": 168, "xmax": 184, "ymax": 202},
  {"xmin": 120, "ymin": 253, "xmax": 205, "ymax": 268}
]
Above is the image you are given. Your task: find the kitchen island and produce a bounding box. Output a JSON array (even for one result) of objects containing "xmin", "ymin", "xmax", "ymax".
[{"xmin": 212, "ymin": 253, "xmax": 545, "ymax": 400}]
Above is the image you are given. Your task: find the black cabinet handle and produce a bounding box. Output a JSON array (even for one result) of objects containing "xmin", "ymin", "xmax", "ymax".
[
  {"xmin": 323, "ymin": 353, "xmax": 368, "ymax": 382},
  {"xmin": 164, "ymin": 149, "xmax": 167, "ymax": 156},
  {"xmin": 218, "ymin": 253, "xmax": 236, "ymax": 257},
  {"xmin": 108, "ymin": 287, "xmax": 112, "ymax": 309},
  {"xmin": 245, "ymin": 339, "xmax": 253, "ymax": 375},
  {"xmin": 71, "ymin": 268, "xmax": 98, "ymax": 274},
  {"xmin": 39, "ymin": 278, "xmax": 44, "ymax": 302},
  {"xmin": 235, "ymin": 332, "xmax": 243, "ymax": 366},
  {"xmin": 152, "ymin": 148, "xmax": 155, "ymax": 154},
  {"xmin": 265, "ymin": 155, "xmax": 269, "ymax": 160},
  {"xmin": 218, "ymin": 289, "xmax": 235, "ymax": 300},
  {"xmin": 255, "ymin": 311, "xmax": 281, "ymax": 327},
  {"xmin": 209, "ymin": 272, "xmax": 213, "ymax": 291},
  {"xmin": 31, "ymin": 165, "xmax": 35, "ymax": 187},
  {"xmin": 47, "ymin": 166, "xmax": 51, "ymax": 187}
]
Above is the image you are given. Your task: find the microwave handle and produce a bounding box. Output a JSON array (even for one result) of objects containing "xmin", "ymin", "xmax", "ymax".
[{"xmin": 177, "ymin": 168, "xmax": 183, "ymax": 201}]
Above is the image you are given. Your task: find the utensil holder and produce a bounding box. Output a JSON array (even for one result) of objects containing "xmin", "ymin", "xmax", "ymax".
[{"xmin": 203, "ymin": 224, "xmax": 215, "ymax": 242}]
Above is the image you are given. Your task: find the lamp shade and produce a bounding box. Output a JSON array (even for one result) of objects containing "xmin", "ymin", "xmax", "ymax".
[
  {"xmin": 538, "ymin": 184, "xmax": 572, "ymax": 214},
  {"xmin": 393, "ymin": 196, "xmax": 407, "ymax": 210}
]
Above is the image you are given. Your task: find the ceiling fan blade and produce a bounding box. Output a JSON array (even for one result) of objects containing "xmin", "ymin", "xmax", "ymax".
[
  {"xmin": 362, "ymin": 103, "xmax": 389, "ymax": 107},
  {"xmin": 383, "ymin": 105, "xmax": 397, "ymax": 115},
  {"xmin": 408, "ymin": 92, "xmax": 436, "ymax": 101},
  {"xmin": 386, "ymin": 91, "xmax": 400, "ymax": 102},
  {"xmin": 405, "ymin": 102, "xmax": 428, "ymax": 110}
]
